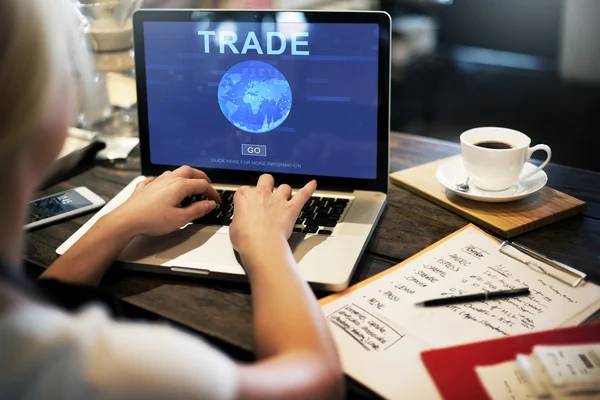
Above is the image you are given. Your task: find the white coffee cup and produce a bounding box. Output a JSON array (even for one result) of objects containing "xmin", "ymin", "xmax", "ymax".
[{"xmin": 460, "ymin": 127, "xmax": 551, "ymax": 191}]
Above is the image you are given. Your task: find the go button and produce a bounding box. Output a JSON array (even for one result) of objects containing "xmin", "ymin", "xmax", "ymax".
[{"xmin": 242, "ymin": 144, "xmax": 267, "ymax": 157}]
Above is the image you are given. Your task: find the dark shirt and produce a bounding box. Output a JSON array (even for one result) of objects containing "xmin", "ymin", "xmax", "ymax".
[{"xmin": 0, "ymin": 259, "xmax": 124, "ymax": 316}]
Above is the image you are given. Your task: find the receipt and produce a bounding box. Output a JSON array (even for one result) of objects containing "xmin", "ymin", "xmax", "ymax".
[{"xmin": 534, "ymin": 344, "xmax": 600, "ymax": 390}]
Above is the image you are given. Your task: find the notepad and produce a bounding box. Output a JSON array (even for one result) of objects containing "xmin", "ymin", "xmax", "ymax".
[{"xmin": 319, "ymin": 224, "xmax": 600, "ymax": 400}]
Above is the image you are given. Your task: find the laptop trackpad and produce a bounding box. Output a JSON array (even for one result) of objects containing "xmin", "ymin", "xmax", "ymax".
[
  {"xmin": 119, "ymin": 225, "xmax": 330, "ymax": 266},
  {"xmin": 119, "ymin": 224, "xmax": 223, "ymax": 262},
  {"xmin": 289, "ymin": 233, "xmax": 328, "ymax": 263}
]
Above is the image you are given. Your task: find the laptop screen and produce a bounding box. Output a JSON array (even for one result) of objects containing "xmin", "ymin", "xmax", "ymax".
[{"xmin": 142, "ymin": 18, "xmax": 380, "ymax": 179}]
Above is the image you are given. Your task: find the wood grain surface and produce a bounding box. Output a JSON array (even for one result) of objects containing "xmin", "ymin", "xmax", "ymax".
[
  {"xmin": 390, "ymin": 155, "xmax": 587, "ymax": 238},
  {"xmin": 22, "ymin": 132, "xmax": 600, "ymax": 399}
]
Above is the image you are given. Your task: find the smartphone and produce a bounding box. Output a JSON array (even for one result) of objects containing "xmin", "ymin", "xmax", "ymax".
[{"xmin": 25, "ymin": 187, "xmax": 106, "ymax": 230}]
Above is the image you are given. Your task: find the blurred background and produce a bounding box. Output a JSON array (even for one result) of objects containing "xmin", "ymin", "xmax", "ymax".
[{"xmin": 144, "ymin": 0, "xmax": 600, "ymax": 172}]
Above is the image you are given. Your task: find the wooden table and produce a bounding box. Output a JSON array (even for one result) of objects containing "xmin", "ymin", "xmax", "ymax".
[{"xmin": 24, "ymin": 132, "xmax": 600, "ymax": 398}]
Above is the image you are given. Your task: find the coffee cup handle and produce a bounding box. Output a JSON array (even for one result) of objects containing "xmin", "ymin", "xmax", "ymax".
[{"xmin": 519, "ymin": 144, "xmax": 552, "ymax": 181}]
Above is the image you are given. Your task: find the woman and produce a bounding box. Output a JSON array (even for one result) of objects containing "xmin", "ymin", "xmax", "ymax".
[{"xmin": 0, "ymin": 1, "xmax": 342, "ymax": 399}]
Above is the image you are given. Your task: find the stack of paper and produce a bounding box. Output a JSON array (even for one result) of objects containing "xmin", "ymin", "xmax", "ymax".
[
  {"xmin": 518, "ymin": 343, "xmax": 600, "ymax": 399},
  {"xmin": 477, "ymin": 343, "xmax": 600, "ymax": 400}
]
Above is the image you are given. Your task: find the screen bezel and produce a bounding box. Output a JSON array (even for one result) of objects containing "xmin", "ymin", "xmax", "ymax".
[{"xmin": 133, "ymin": 10, "xmax": 390, "ymax": 193}]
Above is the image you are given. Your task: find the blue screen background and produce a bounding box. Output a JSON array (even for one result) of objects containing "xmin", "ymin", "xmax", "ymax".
[{"xmin": 144, "ymin": 21, "xmax": 379, "ymax": 179}]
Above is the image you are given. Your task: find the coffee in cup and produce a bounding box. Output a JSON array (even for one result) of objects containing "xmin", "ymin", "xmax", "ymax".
[{"xmin": 460, "ymin": 127, "xmax": 551, "ymax": 191}]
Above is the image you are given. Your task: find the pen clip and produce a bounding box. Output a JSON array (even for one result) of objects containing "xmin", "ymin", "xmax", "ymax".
[{"xmin": 498, "ymin": 241, "xmax": 586, "ymax": 288}]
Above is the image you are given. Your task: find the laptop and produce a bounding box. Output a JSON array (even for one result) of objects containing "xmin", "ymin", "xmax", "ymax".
[{"xmin": 57, "ymin": 9, "xmax": 391, "ymax": 291}]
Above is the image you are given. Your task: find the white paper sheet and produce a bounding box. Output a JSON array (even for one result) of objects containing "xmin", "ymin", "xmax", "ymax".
[
  {"xmin": 325, "ymin": 299, "xmax": 440, "ymax": 399},
  {"xmin": 96, "ymin": 137, "xmax": 139, "ymax": 160},
  {"xmin": 321, "ymin": 226, "xmax": 600, "ymax": 399},
  {"xmin": 475, "ymin": 360, "xmax": 536, "ymax": 400}
]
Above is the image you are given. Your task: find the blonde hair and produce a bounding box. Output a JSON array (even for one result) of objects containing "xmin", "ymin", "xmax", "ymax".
[{"xmin": 0, "ymin": 0, "xmax": 94, "ymax": 165}]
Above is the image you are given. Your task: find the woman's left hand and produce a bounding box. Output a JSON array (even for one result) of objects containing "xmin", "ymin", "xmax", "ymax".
[{"xmin": 111, "ymin": 166, "xmax": 221, "ymax": 237}]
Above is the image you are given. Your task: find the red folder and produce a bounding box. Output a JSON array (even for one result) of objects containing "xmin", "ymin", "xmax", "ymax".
[{"xmin": 421, "ymin": 324, "xmax": 600, "ymax": 400}]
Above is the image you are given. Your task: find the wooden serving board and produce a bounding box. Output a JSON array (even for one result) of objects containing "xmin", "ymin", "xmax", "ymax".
[{"xmin": 390, "ymin": 155, "xmax": 587, "ymax": 238}]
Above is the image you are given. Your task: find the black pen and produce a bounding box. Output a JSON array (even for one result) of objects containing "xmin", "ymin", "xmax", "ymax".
[{"xmin": 414, "ymin": 287, "xmax": 530, "ymax": 307}]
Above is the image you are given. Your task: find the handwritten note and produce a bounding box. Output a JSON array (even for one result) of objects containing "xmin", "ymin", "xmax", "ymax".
[
  {"xmin": 320, "ymin": 225, "xmax": 600, "ymax": 400},
  {"xmin": 328, "ymin": 304, "xmax": 405, "ymax": 351}
]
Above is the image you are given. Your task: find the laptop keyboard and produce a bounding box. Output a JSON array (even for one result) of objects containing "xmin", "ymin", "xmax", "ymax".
[{"xmin": 180, "ymin": 189, "xmax": 350, "ymax": 235}]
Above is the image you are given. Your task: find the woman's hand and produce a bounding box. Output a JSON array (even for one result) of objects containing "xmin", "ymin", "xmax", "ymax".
[
  {"xmin": 112, "ymin": 166, "xmax": 221, "ymax": 237},
  {"xmin": 229, "ymin": 174, "xmax": 316, "ymax": 255}
]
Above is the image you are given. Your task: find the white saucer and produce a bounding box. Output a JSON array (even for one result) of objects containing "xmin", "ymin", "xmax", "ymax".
[{"xmin": 436, "ymin": 157, "xmax": 548, "ymax": 203}]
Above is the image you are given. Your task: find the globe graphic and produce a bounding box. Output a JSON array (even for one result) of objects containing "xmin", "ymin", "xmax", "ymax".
[{"xmin": 218, "ymin": 61, "xmax": 292, "ymax": 133}]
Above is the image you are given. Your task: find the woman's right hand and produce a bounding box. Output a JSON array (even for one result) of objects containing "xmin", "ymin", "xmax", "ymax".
[
  {"xmin": 228, "ymin": 175, "xmax": 343, "ymax": 400},
  {"xmin": 229, "ymin": 174, "xmax": 316, "ymax": 256}
]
